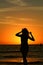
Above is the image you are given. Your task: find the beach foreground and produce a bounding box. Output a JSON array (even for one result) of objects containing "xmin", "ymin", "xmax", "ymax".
[
  {"xmin": 0, "ymin": 62, "xmax": 43, "ymax": 65},
  {"xmin": 0, "ymin": 45, "xmax": 43, "ymax": 65}
]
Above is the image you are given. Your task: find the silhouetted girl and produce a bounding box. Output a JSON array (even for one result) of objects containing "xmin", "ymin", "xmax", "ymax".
[{"xmin": 16, "ymin": 28, "xmax": 35, "ymax": 65}]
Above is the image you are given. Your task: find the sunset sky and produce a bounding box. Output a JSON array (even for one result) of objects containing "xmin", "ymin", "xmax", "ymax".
[{"xmin": 0, "ymin": 0, "xmax": 43, "ymax": 45}]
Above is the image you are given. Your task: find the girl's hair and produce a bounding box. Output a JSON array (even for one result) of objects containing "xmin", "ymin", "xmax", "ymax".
[{"xmin": 22, "ymin": 28, "xmax": 29, "ymax": 34}]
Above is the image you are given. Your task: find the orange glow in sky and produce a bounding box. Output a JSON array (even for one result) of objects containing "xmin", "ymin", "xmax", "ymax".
[
  {"xmin": 0, "ymin": 1, "xmax": 43, "ymax": 45},
  {"xmin": 0, "ymin": 23, "xmax": 43, "ymax": 45}
]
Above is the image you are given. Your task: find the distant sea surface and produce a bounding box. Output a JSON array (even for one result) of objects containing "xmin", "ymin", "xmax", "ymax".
[{"xmin": 0, "ymin": 44, "xmax": 43, "ymax": 63}]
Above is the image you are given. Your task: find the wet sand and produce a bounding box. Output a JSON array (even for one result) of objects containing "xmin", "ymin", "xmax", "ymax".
[
  {"xmin": 0, "ymin": 58, "xmax": 43, "ymax": 65},
  {"xmin": 0, "ymin": 58, "xmax": 43, "ymax": 62},
  {"xmin": 0, "ymin": 62, "xmax": 43, "ymax": 65}
]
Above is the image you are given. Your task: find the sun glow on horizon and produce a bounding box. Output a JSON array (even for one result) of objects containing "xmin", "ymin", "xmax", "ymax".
[{"xmin": 0, "ymin": 23, "xmax": 43, "ymax": 45}]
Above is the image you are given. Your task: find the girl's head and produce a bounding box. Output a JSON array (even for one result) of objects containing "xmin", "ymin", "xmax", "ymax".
[{"xmin": 22, "ymin": 28, "xmax": 29, "ymax": 34}]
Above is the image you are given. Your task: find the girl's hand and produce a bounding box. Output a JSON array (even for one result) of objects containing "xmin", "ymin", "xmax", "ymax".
[{"xmin": 29, "ymin": 32, "xmax": 32, "ymax": 34}]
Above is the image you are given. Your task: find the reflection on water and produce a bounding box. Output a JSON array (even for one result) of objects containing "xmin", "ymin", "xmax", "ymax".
[{"xmin": 0, "ymin": 58, "xmax": 43, "ymax": 62}]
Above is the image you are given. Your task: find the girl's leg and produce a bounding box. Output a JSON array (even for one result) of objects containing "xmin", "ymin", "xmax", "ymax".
[{"xmin": 22, "ymin": 52, "xmax": 28, "ymax": 65}]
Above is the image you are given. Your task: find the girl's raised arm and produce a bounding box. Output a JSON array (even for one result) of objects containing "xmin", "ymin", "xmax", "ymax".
[
  {"xmin": 28, "ymin": 32, "xmax": 35, "ymax": 41},
  {"xmin": 16, "ymin": 32, "xmax": 22, "ymax": 37}
]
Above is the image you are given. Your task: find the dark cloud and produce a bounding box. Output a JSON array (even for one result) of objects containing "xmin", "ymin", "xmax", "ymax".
[
  {"xmin": 0, "ymin": 0, "xmax": 43, "ymax": 8},
  {"xmin": 0, "ymin": 0, "xmax": 10, "ymax": 8},
  {"xmin": 7, "ymin": 0, "xmax": 43, "ymax": 7},
  {"xmin": 22, "ymin": 0, "xmax": 43, "ymax": 6},
  {"xmin": 0, "ymin": 0, "xmax": 16, "ymax": 8}
]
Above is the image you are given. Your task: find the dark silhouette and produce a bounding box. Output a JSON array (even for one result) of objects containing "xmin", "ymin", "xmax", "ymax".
[{"xmin": 16, "ymin": 28, "xmax": 35, "ymax": 65}]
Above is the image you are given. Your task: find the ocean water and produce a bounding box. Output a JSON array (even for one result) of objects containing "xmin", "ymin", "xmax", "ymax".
[{"xmin": 0, "ymin": 45, "xmax": 43, "ymax": 65}]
